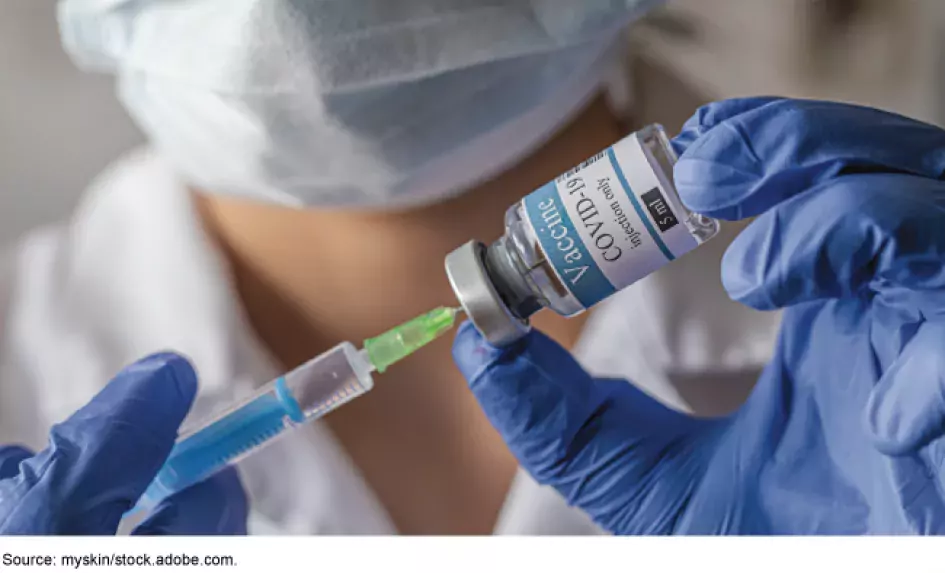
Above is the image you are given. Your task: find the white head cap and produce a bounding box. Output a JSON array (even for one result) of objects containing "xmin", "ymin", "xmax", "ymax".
[{"xmin": 59, "ymin": 0, "xmax": 660, "ymax": 208}]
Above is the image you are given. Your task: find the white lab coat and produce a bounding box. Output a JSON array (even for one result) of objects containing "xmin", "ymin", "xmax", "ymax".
[{"xmin": 0, "ymin": 149, "xmax": 782, "ymax": 534}]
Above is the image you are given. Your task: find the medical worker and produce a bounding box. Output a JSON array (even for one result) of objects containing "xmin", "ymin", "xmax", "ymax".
[
  {"xmin": 9, "ymin": 96, "xmax": 945, "ymax": 536},
  {"xmin": 0, "ymin": 1, "xmax": 779, "ymax": 534}
]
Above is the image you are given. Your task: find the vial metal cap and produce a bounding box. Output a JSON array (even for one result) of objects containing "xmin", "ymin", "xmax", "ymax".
[{"xmin": 445, "ymin": 241, "xmax": 531, "ymax": 347}]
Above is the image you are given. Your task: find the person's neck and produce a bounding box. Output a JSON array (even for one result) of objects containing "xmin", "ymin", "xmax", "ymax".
[{"xmin": 194, "ymin": 96, "xmax": 625, "ymax": 371}]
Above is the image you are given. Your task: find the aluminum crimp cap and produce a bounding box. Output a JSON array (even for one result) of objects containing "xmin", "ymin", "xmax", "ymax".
[{"xmin": 445, "ymin": 240, "xmax": 531, "ymax": 347}]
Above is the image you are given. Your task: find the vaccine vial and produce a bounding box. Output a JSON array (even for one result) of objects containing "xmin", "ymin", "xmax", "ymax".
[{"xmin": 445, "ymin": 124, "xmax": 719, "ymax": 346}]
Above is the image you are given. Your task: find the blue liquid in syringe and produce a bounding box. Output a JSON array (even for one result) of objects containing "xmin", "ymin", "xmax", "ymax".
[{"xmin": 137, "ymin": 377, "xmax": 302, "ymax": 508}]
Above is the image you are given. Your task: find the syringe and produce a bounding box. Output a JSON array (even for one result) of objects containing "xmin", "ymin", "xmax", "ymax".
[{"xmin": 130, "ymin": 307, "xmax": 460, "ymax": 513}]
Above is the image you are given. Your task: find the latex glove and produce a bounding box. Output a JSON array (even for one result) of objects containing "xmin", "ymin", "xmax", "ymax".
[
  {"xmin": 0, "ymin": 353, "xmax": 248, "ymax": 535},
  {"xmin": 453, "ymin": 97, "xmax": 945, "ymax": 534}
]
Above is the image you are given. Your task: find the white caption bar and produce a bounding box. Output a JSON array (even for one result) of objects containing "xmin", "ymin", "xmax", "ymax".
[{"xmin": 2, "ymin": 536, "xmax": 944, "ymax": 573}]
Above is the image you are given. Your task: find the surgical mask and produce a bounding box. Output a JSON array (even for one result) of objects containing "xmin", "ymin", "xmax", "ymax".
[{"xmin": 58, "ymin": 0, "xmax": 660, "ymax": 209}]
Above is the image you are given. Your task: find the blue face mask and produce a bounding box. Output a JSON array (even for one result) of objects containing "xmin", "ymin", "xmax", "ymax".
[{"xmin": 58, "ymin": 0, "xmax": 661, "ymax": 209}]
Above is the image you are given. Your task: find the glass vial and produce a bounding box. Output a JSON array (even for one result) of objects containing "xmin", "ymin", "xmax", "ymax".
[{"xmin": 445, "ymin": 124, "xmax": 720, "ymax": 346}]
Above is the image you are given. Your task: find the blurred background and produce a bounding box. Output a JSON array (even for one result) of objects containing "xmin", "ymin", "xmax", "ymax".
[
  {"xmin": 2, "ymin": 0, "xmax": 945, "ymax": 248},
  {"xmin": 0, "ymin": 0, "xmax": 143, "ymax": 247}
]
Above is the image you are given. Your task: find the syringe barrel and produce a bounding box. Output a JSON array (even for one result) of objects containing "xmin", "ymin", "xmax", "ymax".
[
  {"xmin": 281, "ymin": 342, "xmax": 375, "ymax": 421},
  {"xmin": 134, "ymin": 342, "xmax": 374, "ymax": 511}
]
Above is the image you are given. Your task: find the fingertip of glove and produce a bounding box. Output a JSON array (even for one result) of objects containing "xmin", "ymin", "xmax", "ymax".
[
  {"xmin": 124, "ymin": 352, "xmax": 198, "ymax": 404},
  {"xmin": 452, "ymin": 321, "xmax": 528, "ymax": 384},
  {"xmin": 453, "ymin": 321, "xmax": 592, "ymax": 400},
  {"xmin": 863, "ymin": 393, "xmax": 914, "ymax": 457},
  {"xmin": 674, "ymin": 97, "xmax": 810, "ymax": 221},
  {"xmin": 863, "ymin": 373, "xmax": 932, "ymax": 457},
  {"xmin": 85, "ymin": 352, "xmax": 199, "ymax": 430},
  {"xmin": 675, "ymin": 161, "xmax": 760, "ymax": 220},
  {"xmin": 674, "ymin": 125, "xmax": 766, "ymax": 221}
]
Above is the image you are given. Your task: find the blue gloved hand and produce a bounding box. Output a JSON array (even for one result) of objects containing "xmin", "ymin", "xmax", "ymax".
[
  {"xmin": 454, "ymin": 97, "xmax": 945, "ymax": 534},
  {"xmin": 0, "ymin": 353, "xmax": 248, "ymax": 535}
]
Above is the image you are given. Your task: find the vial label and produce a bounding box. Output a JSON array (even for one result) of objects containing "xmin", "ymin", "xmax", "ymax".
[{"xmin": 523, "ymin": 133, "xmax": 698, "ymax": 309}]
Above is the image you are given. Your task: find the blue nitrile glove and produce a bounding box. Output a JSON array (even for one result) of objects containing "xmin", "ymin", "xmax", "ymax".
[
  {"xmin": 453, "ymin": 97, "xmax": 945, "ymax": 534},
  {"xmin": 0, "ymin": 353, "xmax": 248, "ymax": 535}
]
